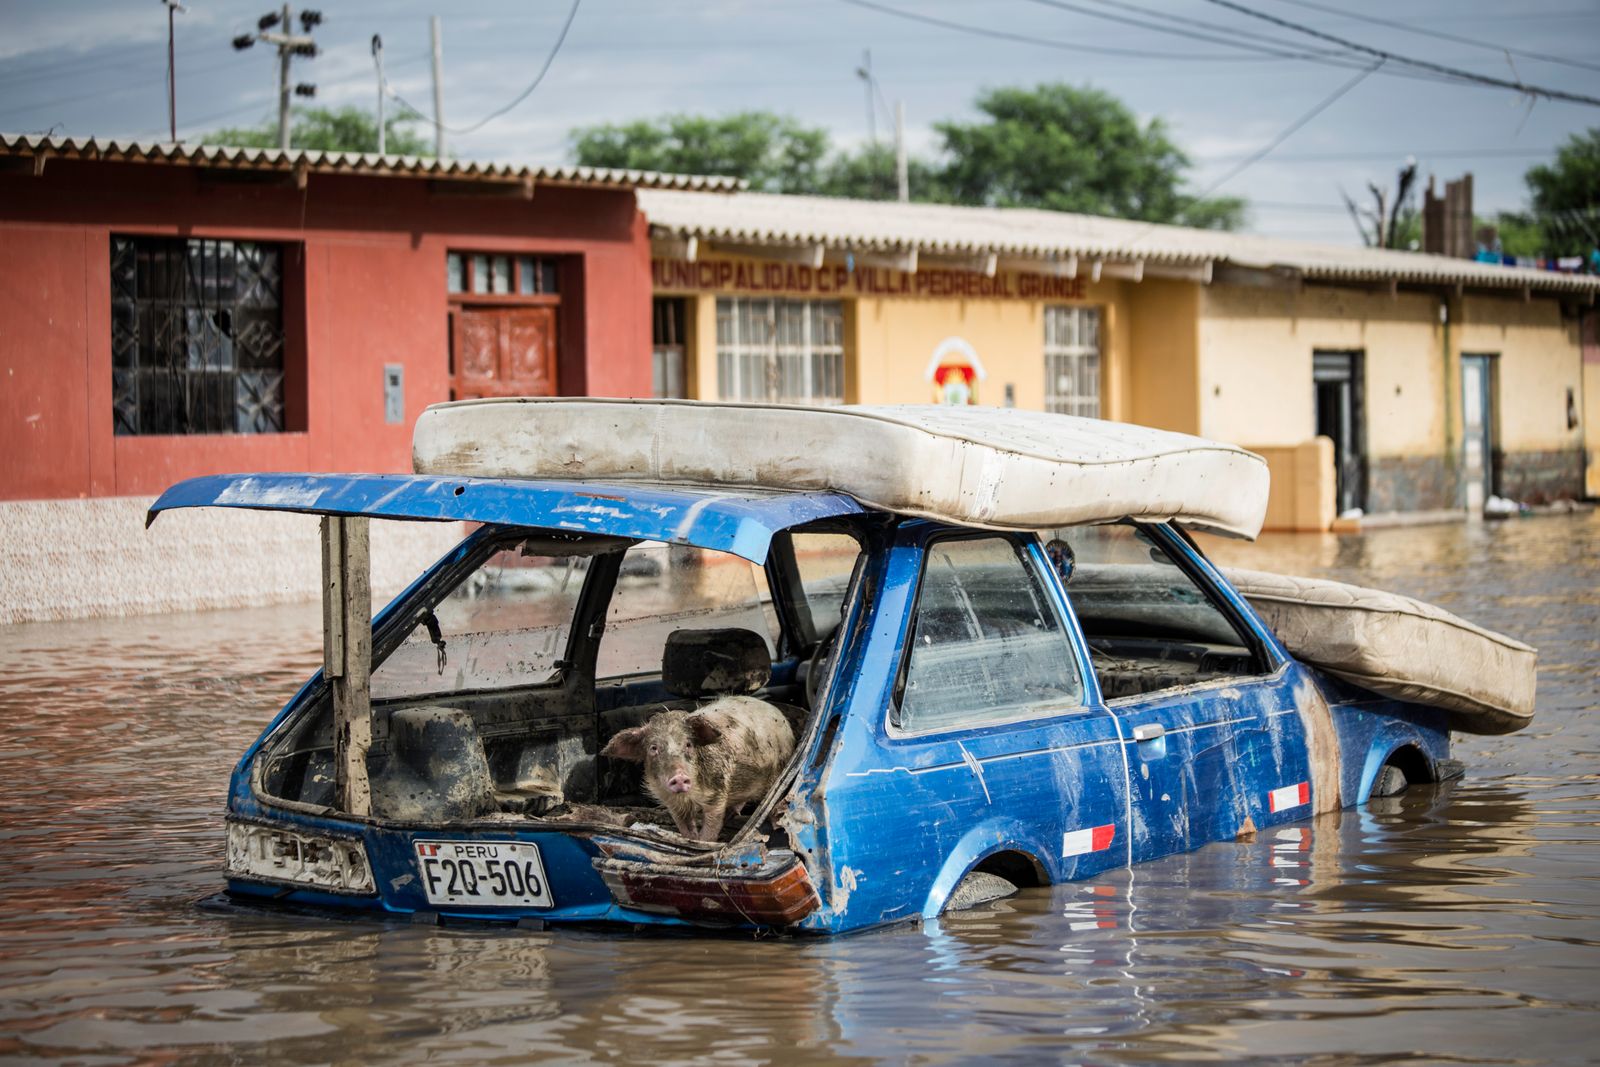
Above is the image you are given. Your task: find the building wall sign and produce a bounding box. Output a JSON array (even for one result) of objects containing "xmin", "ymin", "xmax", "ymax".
[
  {"xmin": 926, "ymin": 336, "xmax": 986, "ymax": 405},
  {"xmin": 653, "ymin": 257, "xmax": 1088, "ymax": 301}
]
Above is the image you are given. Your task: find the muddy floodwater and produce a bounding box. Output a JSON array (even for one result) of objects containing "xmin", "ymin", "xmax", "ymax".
[{"xmin": 2, "ymin": 513, "xmax": 1597, "ymax": 1064}]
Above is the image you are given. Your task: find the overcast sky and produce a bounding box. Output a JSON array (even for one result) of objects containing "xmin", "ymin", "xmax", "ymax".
[{"xmin": 3, "ymin": 0, "xmax": 1596, "ymax": 244}]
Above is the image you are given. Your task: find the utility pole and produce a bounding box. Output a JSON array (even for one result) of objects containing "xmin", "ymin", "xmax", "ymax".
[
  {"xmin": 232, "ymin": 6, "xmax": 322, "ymax": 152},
  {"xmin": 430, "ymin": 15, "xmax": 447, "ymax": 158},
  {"xmin": 372, "ymin": 34, "xmax": 386, "ymax": 155},
  {"xmin": 163, "ymin": 0, "xmax": 187, "ymax": 143},
  {"xmin": 856, "ymin": 50, "xmax": 876, "ymax": 147},
  {"xmin": 894, "ymin": 100, "xmax": 908, "ymax": 203}
]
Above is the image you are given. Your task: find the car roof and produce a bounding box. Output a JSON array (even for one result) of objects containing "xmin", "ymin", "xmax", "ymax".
[{"xmin": 147, "ymin": 473, "xmax": 865, "ymax": 564}]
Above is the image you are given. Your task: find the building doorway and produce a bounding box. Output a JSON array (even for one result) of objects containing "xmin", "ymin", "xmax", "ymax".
[
  {"xmin": 652, "ymin": 297, "xmax": 688, "ymax": 398},
  {"xmin": 1313, "ymin": 350, "xmax": 1365, "ymax": 513},
  {"xmin": 446, "ymin": 253, "xmax": 561, "ymax": 401},
  {"xmin": 1460, "ymin": 353, "xmax": 1498, "ymax": 510}
]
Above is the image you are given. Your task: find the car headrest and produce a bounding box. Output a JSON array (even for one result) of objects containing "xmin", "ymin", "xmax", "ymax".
[{"xmin": 662, "ymin": 628, "xmax": 771, "ymax": 697}]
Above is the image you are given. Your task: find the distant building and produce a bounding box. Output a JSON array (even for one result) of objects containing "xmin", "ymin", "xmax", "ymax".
[
  {"xmin": 641, "ymin": 189, "xmax": 1599, "ymax": 527},
  {"xmin": 2, "ymin": 135, "xmax": 1596, "ymax": 622}
]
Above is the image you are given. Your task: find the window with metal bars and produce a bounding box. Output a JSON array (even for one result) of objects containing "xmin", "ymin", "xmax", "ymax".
[
  {"xmin": 652, "ymin": 297, "xmax": 688, "ymax": 399},
  {"xmin": 110, "ymin": 236, "xmax": 287, "ymax": 435},
  {"xmin": 1043, "ymin": 306, "xmax": 1101, "ymax": 418},
  {"xmin": 714, "ymin": 297, "xmax": 844, "ymax": 405}
]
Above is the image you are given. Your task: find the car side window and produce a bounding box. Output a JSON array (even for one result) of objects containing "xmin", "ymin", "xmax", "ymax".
[
  {"xmin": 1053, "ymin": 523, "xmax": 1269, "ymax": 701},
  {"xmin": 896, "ymin": 536, "xmax": 1084, "ymax": 734}
]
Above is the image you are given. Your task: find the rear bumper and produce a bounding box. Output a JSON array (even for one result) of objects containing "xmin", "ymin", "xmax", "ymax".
[
  {"xmin": 596, "ymin": 852, "xmax": 820, "ymax": 927},
  {"xmin": 221, "ymin": 811, "xmax": 818, "ymax": 931}
]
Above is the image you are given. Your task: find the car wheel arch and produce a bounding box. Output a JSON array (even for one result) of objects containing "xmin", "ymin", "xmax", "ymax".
[
  {"xmin": 1359, "ymin": 730, "xmax": 1437, "ymax": 802},
  {"xmin": 922, "ymin": 825, "xmax": 1054, "ymax": 918}
]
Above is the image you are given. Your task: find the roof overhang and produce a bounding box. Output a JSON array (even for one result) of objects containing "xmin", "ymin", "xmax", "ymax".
[
  {"xmin": 0, "ymin": 133, "xmax": 744, "ymax": 194},
  {"xmin": 638, "ymin": 189, "xmax": 1600, "ymax": 300}
]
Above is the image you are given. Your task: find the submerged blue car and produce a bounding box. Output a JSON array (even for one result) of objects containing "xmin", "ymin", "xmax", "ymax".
[{"xmin": 152, "ymin": 401, "xmax": 1528, "ymax": 934}]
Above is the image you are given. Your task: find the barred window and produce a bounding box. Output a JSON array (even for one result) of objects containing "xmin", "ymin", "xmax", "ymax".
[
  {"xmin": 715, "ymin": 297, "xmax": 844, "ymax": 405},
  {"xmin": 110, "ymin": 236, "xmax": 286, "ymax": 435},
  {"xmin": 1044, "ymin": 305, "xmax": 1101, "ymax": 418}
]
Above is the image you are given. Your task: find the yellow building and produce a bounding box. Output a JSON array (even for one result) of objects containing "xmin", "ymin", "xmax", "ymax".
[{"xmin": 639, "ymin": 190, "xmax": 1600, "ymax": 529}]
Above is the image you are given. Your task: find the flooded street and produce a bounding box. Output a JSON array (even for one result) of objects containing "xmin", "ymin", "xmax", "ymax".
[{"xmin": 2, "ymin": 512, "xmax": 1596, "ymax": 1065}]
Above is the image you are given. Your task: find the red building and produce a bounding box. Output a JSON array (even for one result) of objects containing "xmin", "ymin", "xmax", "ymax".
[
  {"xmin": 0, "ymin": 134, "xmax": 737, "ymax": 501},
  {"xmin": 0, "ymin": 135, "xmax": 735, "ymax": 622}
]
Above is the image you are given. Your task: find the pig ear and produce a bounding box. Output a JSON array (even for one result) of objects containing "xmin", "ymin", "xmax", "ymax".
[
  {"xmin": 688, "ymin": 714, "xmax": 723, "ymax": 746},
  {"xmin": 601, "ymin": 726, "xmax": 647, "ymax": 762}
]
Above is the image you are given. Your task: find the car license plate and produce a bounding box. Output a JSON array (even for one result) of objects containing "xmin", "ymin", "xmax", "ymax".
[{"xmin": 413, "ymin": 840, "xmax": 553, "ymax": 908}]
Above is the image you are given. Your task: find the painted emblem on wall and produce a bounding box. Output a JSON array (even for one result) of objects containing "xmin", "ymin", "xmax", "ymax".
[{"xmin": 926, "ymin": 336, "xmax": 987, "ymax": 405}]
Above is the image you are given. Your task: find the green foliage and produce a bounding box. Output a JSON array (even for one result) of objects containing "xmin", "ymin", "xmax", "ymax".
[
  {"xmin": 569, "ymin": 86, "xmax": 1241, "ymax": 229},
  {"xmin": 570, "ymin": 112, "xmax": 830, "ymax": 194},
  {"xmin": 815, "ymin": 143, "xmax": 951, "ymax": 202},
  {"xmin": 1524, "ymin": 128, "xmax": 1600, "ymax": 258},
  {"xmin": 205, "ymin": 106, "xmax": 433, "ymax": 156},
  {"xmin": 934, "ymin": 84, "xmax": 1243, "ymax": 229}
]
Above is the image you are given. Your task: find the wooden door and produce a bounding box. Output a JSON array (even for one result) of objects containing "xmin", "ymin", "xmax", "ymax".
[{"xmin": 451, "ymin": 306, "xmax": 558, "ymax": 399}]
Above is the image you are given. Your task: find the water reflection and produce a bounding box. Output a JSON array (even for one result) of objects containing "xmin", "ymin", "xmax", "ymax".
[{"xmin": 0, "ymin": 514, "xmax": 1596, "ymax": 1063}]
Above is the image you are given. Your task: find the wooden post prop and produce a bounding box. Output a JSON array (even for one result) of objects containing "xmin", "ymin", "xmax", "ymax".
[{"xmin": 323, "ymin": 515, "xmax": 373, "ymax": 817}]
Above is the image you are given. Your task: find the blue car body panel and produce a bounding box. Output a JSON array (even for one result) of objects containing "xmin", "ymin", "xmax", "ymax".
[
  {"xmin": 186, "ymin": 473, "xmax": 1453, "ymax": 934},
  {"xmin": 148, "ymin": 472, "xmax": 865, "ymax": 564}
]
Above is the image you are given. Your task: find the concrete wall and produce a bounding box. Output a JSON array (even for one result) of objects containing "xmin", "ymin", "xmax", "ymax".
[
  {"xmin": 0, "ymin": 159, "xmax": 652, "ymax": 504},
  {"xmin": 0, "ymin": 497, "xmax": 463, "ymax": 625},
  {"xmin": 1197, "ymin": 284, "xmax": 1588, "ymax": 514},
  {"xmin": 1126, "ymin": 279, "xmax": 1201, "ymax": 436}
]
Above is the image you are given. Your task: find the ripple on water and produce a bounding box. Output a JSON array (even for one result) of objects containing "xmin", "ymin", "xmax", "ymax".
[{"xmin": 1, "ymin": 514, "xmax": 1597, "ymax": 1064}]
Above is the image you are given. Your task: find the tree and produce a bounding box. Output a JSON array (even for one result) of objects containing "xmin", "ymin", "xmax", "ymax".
[
  {"xmin": 933, "ymin": 84, "xmax": 1245, "ymax": 229},
  {"xmin": 1341, "ymin": 160, "xmax": 1420, "ymax": 250},
  {"xmin": 205, "ymin": 106, "xmax": 433, "ymax": 156},
  {"xmin": 570, "ymin": 112, "xmax": 830, "ymax": 193},
  {"xmin": 816, "ymin": 143, "xmax": 950, "ymax": 202},
  {"xmin": 1524, "ymin": 127, "xmax": 1599, "ymax": 258}
]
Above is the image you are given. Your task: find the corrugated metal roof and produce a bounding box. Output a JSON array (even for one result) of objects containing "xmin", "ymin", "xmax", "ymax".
[
  {"xmin": 0, "ymin": 133, "xmax": 744, "ymax": 193},
  {"xmin": 638, "ymin": 189, "xmax": 1600, "ymax": 296}
]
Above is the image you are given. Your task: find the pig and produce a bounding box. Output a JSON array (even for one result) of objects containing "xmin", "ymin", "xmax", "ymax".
[{"xmin": 599, "ymin": 695, "xmax": 796, "ymax": 842}]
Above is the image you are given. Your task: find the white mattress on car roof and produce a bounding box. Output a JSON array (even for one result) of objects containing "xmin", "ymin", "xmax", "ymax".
[{"xmin": 411, "ymin": 398, "xmax": 1272, "ymax": 539}]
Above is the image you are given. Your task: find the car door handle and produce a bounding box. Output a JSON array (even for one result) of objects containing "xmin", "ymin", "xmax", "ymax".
[{"xmin": 1132, "ymin": 723, "xmax": 1165, "ymax": 742}]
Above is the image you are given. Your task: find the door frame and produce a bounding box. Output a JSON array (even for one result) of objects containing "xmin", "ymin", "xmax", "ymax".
[
  {"xmin": 1312, "ymin": 349, "xmax": 1366, "ymax": 513},
  {"xmin": 1460, "ymin": 352, "xmax": 1498, "ymax": 510}
]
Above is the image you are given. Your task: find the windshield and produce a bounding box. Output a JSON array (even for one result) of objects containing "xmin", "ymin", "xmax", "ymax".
[{"xmin": 372, "ymin": 540, "xmax": 592, "ymax": 700}]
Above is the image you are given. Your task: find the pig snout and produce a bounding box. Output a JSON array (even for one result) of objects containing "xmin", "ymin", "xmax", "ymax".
[{"xmin": 664, "ymin": 768, "xmax": 693, "ymax": 793}]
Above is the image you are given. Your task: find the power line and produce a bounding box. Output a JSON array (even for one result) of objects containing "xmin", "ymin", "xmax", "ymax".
[
  {"xmin": 1197, "ymin": 0, "xmax": 1600, "ymax": 107},
  {"xmin": 1195, "ymin": 145, "xmax": 1557, "ymax": 164},
  {"xmin": 1264, "ymin": 0, "xmax": 1600, "ymax": 75},
  {"xmin": 840, "ymin": 0, "xmax": 1322, "ymax": 62},
  {"xmin": 1120, "ymin": 60, "xmax": 1383, "ymax": 249},
  {"xmin": 1022, "ymin": 0, "xmax": 1354, "ymax": 64},
  {"xmin": 1187, "ymin": 61, "xmax": 1384, "ymax": 202},
  {"xmin": 385, "ymin": 0, "xmax": 581, "ymax": 137}
]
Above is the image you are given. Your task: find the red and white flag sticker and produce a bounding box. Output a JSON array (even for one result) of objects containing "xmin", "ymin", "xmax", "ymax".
[
  {"xmin": 1063, "ymin": 824, "xmax": 1116, "ymax": 857},
  {"xmin": 1268, "ymin": 781, "xmax": 1310, "ymax": 813}
]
